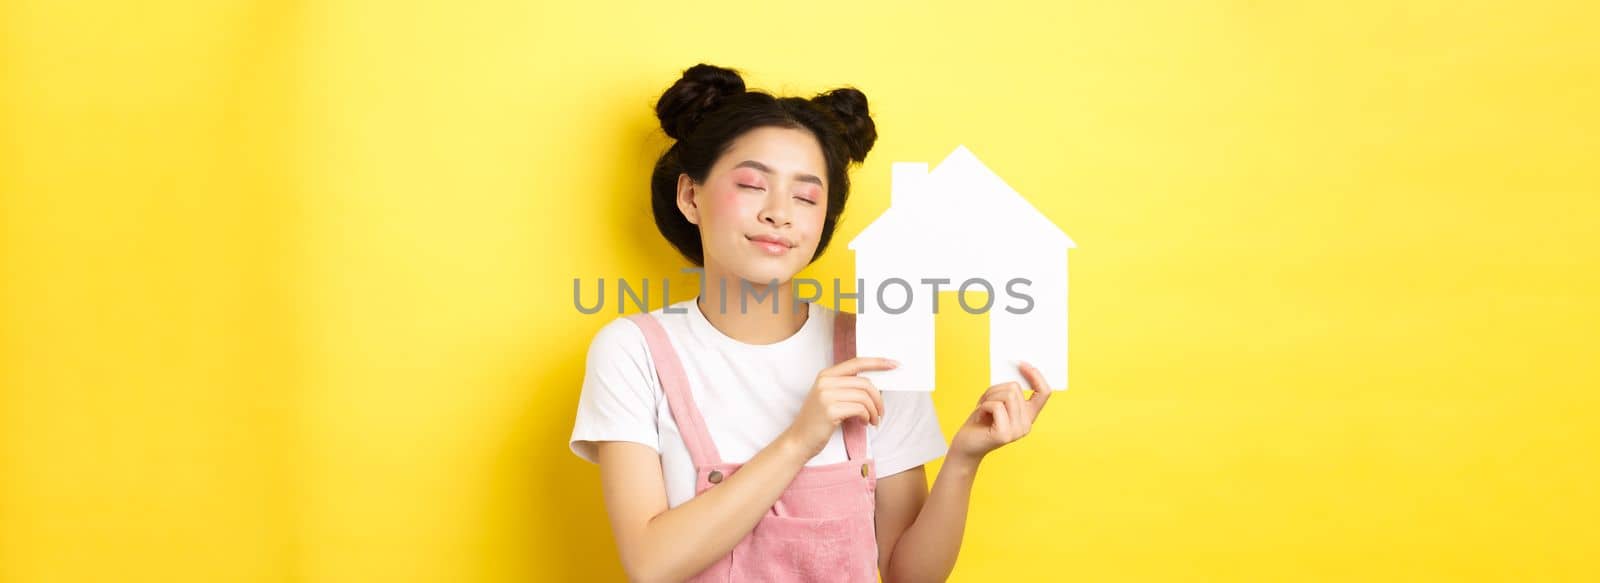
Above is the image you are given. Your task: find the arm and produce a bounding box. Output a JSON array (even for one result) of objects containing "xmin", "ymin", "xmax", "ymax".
[
  {"xmin": 873, "ymin": 467, "xmax": 929, "ymax": 576},
  {"xmin": 876, "ymin": 361, "xmax": 1057, "ymax": 582},
  {"xmin": 592, "ymin": 356, "xmax": 896, "ymax": 583},
  {"xmin": 596, "ymin": 434, "xmax": 811, "ymax": 583},
  {"xmin": 875, "ymin": 455, "xmax": 982, "ymax": 583}
]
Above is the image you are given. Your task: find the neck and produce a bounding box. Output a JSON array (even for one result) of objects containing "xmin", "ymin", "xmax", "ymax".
[{"xmin": 696, "ymin": 266, "xmax": 809, "ymax": 345}]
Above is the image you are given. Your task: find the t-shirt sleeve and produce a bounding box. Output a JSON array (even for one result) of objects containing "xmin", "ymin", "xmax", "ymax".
[
  {"xmin": 871, "ymin": 390, "xmax": 948, "ymax": 479},
  {"xmin": 568, "ymin": 317, "xmax": 662, "ymax": 464}
]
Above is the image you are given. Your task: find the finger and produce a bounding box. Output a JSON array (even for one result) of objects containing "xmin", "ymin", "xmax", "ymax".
[
  {"xmin": 976, "ymin": 400, "xmax": 1002, "ymax": 425},
  {"xmin": 982, "ymin": 400, "xmax": 1012, "ymax": 441},
  {"xmin": 829, "ymin": 401, "xmax": 872, "ymax": 426},
  {"xmin": 827, "ymin": 388, "xmax": 881, "ymax": 426},
  {"xmin": 824, "ymin": 376, "xmax": 886, "ymax": 426},
  {"xmin": 978, "ymin": 381, "xmax": 1021, "ymax": 406},
  {"xmin": 1006, "ymin": 384, "xmax": 1029, "ymax": 436},
  {"xmin": 821, "ymin": 357, "xmax": 900, "ymax": 378},
  {"xmin": 829, "ymin": 379, "xmax": 884, "ymax": 425},
  {"xmin": 1018, "ymin": 361, "xmax": 1053, "ymax": 417}
]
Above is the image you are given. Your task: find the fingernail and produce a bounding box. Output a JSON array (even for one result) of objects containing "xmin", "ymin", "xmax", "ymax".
[{"xmin": 889, "ymin": 359, "xmax": 901, "ymax": 367}]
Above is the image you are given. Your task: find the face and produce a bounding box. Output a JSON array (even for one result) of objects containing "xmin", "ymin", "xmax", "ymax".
[{"xmin": 676, "ymin": 126, "xmax": 829, "ymax": 287}]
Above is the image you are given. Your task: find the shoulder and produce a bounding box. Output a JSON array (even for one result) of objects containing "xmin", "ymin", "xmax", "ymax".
[
  {"xmin": 571, "ymin": 315, "xmax": 667, "ymax": 463},
  {"xmin": 583, "ymin": 314, "xmax": 655, "ymax": 373},
  {"xmin": 814, "ymin": 301, "xmax": 847, "ymax": 336},
  {"xmin": 590, "ymin": 314, "xmax": 648, "ymax": 349}
]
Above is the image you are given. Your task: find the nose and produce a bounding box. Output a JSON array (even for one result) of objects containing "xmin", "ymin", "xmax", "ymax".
[{"xmin": 757, "ymin": 189, "xmax": 792, "ymax": 227}]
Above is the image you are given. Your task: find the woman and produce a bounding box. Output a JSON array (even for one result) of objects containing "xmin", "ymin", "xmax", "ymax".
[{"xmin": 569, "ymin": 63, "xmax": 1054, "ymax": 582}]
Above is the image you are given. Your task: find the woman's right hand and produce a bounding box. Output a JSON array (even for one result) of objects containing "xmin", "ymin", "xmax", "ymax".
[{"xmin": 781, "ymin": 357, "xmax": 898, "ymax": 460}]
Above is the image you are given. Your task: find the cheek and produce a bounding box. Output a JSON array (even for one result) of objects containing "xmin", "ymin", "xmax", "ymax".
[
  {"xmin": 724, "ymin": 190, "xmax": 760, "ymax": 225},
  {"xmin": 796, "ymin": 209, "xmax": 826, "ymax": 246},
  {"xmin": 701, "ymin": 188, "xmax": 757, "ymax": 245},
  {"xmin": 704, "ymin": 187, "xmax": 743, "ymax": 222}
]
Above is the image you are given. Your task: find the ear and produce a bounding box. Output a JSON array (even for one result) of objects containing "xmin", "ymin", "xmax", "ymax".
[{"xmin": 676, "ymin": 173, "xmax": 701, "ymax": 226}]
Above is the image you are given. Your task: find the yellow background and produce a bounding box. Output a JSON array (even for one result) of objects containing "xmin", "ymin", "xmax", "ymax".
[{"xmin": 3, "ymin": 0, "xmax": 1597, "ymax": 581}]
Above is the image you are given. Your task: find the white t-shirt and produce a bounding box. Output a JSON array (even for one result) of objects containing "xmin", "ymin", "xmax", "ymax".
[{"xmin": 569, "ymin": 297, "xmax": 948, "ymax": 508}]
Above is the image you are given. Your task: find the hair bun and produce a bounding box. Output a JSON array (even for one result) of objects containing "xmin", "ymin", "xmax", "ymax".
[
  {"xmin": 812, "ymin": 88, "xmax": 877, "ymax": 163},
  {"xmin": 655, "ymin": 64, "xmax": 747, "ymax": 141}
]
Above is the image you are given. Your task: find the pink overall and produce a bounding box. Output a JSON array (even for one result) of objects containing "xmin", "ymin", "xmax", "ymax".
[{"xmin": 625, "ymin": 310, "xmax": 879, "ymax": 582}]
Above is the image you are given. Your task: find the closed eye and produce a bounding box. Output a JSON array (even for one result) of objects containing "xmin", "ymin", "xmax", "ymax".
[
  {"xmin": 739, "ymin": 184, "xmax": 765, "ymax": 191},
  {"xmin": 794, "ymin": 196, "xmax": 817, "ymax": 205}
]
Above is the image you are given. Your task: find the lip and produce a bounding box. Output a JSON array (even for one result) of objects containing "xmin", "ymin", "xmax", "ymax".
[{"xmin": 746, "ymin": 234, "xmax": 794, "ymax": 255}]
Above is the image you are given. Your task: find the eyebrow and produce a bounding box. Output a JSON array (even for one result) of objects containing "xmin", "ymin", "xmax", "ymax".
[{"xmin": 733, "ymin": 160, "xmax": 824, "ymax": 187}]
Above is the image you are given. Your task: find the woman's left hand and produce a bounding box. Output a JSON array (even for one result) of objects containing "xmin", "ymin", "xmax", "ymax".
[{"xmin": 949, "ymin": 360, "xmax": 1054, "ymax": 464}]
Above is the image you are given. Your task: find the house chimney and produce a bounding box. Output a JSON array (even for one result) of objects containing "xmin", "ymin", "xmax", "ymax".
[{"xmin": 890, "ymin": 162, "xmax": 928, "ymax": 207}]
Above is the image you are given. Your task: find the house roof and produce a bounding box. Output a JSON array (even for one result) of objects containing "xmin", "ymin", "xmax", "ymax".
[{"xmin": 848, "ymin": 145, "xmax": 1075, "ymax": 252}]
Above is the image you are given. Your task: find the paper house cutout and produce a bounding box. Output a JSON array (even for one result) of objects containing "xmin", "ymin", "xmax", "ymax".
[{"xmin": 847, "ymin": 145, "xmax": 1075, "ymax": 392}]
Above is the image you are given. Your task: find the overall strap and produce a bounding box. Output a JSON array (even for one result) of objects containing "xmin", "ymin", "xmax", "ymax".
[
  {"xmin": 626, "ymin": 313, "xmax": 724, "ymax": 467},
  {"xmin": 833, "ymin": 310, "xmax": 869, "ymax": 461}
]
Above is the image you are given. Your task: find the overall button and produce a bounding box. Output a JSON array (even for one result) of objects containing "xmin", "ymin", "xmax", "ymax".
[
  {"xmin": 861, "ymin": 463, "xmax": 869, "ymax": 477},
  {"xmin": 707, "ymin": 470, "xmax": 724, "ymax": 484}
]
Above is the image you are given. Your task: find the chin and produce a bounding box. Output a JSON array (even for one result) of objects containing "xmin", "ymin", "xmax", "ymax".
[{"xmin": 733, "ymin": 263, "xmax": 801, "ymax": 287}]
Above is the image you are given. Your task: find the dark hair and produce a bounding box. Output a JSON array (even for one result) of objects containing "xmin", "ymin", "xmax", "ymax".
[{"xmin": 650, "ymin": 63, "xmax": 878, "ymax": 266}]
